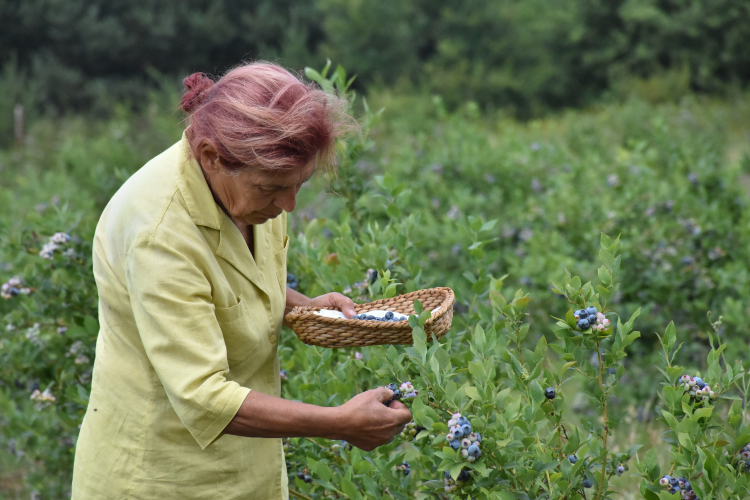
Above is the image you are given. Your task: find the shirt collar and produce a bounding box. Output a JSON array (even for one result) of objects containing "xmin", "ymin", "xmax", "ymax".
[{"xmin": 174, "ymin": 132, "xmax": 223, "ymax": 231}]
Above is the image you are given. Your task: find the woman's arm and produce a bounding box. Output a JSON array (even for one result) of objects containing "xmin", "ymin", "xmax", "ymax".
[
  {"xmin": 224, "ymin": 387, "xmax": 412, "ymax": 451},
  {"xmin": 284, "ymin": 289, "xmax": 357, "ymax": 326}
]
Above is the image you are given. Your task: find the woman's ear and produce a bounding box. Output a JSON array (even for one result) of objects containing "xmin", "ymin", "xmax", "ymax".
[{"xmin": 198, "ymin": 145, "xmax": 222, "ymax": 173}]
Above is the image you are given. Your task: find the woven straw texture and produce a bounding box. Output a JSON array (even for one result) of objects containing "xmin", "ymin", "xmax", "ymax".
[{"xmin": 285, "ymin": 287, "xmax": 454, "ymax": 348}]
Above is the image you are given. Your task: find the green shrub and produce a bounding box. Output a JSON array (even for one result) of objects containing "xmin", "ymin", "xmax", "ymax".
[{"xmin": 2, "ymin": 65, "xmax": 750, "ymax": 497}]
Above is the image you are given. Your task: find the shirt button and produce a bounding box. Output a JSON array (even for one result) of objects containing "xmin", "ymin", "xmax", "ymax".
[
  {"xmin": 269, "ymin": 334, "xmax": 276, "ymax": 343},
  {"xmin": 266, "ymin": 375, "xmax": 274, "ymax": 383}
]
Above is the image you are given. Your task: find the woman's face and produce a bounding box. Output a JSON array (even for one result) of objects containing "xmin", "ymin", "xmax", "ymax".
[{"xmin": 200, "ymin": 147, "xmax": 316, "ymax": 226}]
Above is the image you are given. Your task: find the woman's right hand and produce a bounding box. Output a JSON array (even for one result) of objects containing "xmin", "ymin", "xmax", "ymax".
[{"xmin": 334, "ymin": 387, "xmax": 413, "ymax": 451}]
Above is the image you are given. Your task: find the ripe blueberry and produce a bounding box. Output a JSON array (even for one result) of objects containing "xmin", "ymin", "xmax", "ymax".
[
  {"xmin": 457, "ymin": 468, "xmax": 471, "ymax": 482},
  {"xmin": 453, "ymin": 427, "xmax": 465, "ymax": 439},
  {"xmin": 460, "ymin": 424, "xmax": 472, "ymax": 436},
  {"xmin": 544, "ymin": 387, "xmax": 556, "ymax": 400},
  {"xmin": 450, "ymin": 439, "xmax": 460, "ymax": 450},
  {"xmin": 568, "ymin": 455, "xmax": 578, "ymax": 464},
  {"xmin": 584, "ymin": 478, "xmax": 592, "ymax": 488},
  {"xmin": 456, "ymin": 416, "xmax": 469, "ymax": 426},
  {"xmin": 303, "ymin": 474, "xmax": 312, "ymax": 483},
  {"xmin": 577, "ymin": 319, "xmax": 590, "ymax": 330},
  {"xmin": 586, "ymin": 306, "xmax": 597, "ymax": 315},
  {"xmin": 616, "ymin": 465, "xmax": 625, "ymax": 475},
  {"xmin": 468, "ymin": 443, "xmax": 480, "ymax": 457}
]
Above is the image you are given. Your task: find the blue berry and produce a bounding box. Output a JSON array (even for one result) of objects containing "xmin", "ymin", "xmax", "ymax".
[
  {"xmin": 460, "ymin": 424, "xmax": 472, "ymax": 436},
  {"xmin": 450, "ymin": 439, "xmax": 460, "ymax": 450},
  {"xmin": 7, "ymin": 287, "xmax": 20, "ymax": 297},
  {"xmin": 392, "ymin": 389, "xmax": 401, "ymax": 400},
  {"xmin": 467, "ymin": 444, "xmax": 480, "ymax": 457},
  {"xmin": 669, "ymin": 487, "xmax": 679, "ymax": 494},
  {"xmin": 474, "ymin": 433, "xmax": 481, "ymax": 443},
  {"xmin": 586, "ymin": 306, "xmax": 597, "ymax": 315},
  {"xmin": 684, "ymin": 480, "xmax": 692, "ymax": 490},
  {"xmin": 444, "ymin": 471, "xmax": 451, "ymax": 480},
  {"xmin": 456, "ymin": 416, "xmax": 469, "ymax": 426},
  {"xmin": 457, "ymin": 468, "xmax": 471, "ymax": 482},
  {"xmin": 670, "ymin": 477, "xmax": 679, "ymax": 486},
  {"xmin": 693, "ymin": 377, "xmax": 706, "ymax": 389},
  {"xmin": 545, "ymin": 387, "xmax": 556, "ymax": 399},
  {"xmin": 385, "ymin": 311, "xmax": 394, "ymax": 320},
  {"xmin": 584, "ymin": 478, "xmax": 592, "ymax": 488},
  {"xmin": 568, "ymin": 455, "xmax": 578, "ymax": 464},
  {"xmin": 303, "ymin": 474, "xmax": 312, "ymax": 483},
  {"xmin": 616, "ymin": 465, "xmax": 625, "ymax": 475},
  {"xmin": 577, "ymin": 319, "xmax": 590, "ymax": 330},
  {"xmin": 453, "ymin": 427, "xmax": 465, "ymax": 439},
  {"xmin": 387, "ymin": 383, "xmax": 398, "ymax": 391}
]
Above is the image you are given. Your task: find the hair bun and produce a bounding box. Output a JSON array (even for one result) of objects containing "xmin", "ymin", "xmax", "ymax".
[{"xmin": 181, "ymin": 73, "xmax": 214, "ymax": 113}]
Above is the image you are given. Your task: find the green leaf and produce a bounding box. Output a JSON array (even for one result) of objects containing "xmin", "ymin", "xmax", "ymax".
[
  {"xmin": 664, "ymin": 322, "xmax": 676, "ymax": 351},
  {"xmin": 414, "ymin": 299, "xmax": 423, "ymax": 315},
  {"xmin": 642, "ymin": 448, "xmax": 660, "ymax": 482},
  {"xmin": 465, "ymin": 386, "xmax": 481, "ymax": 401},
  {"xmin": 598, "ymin": 267, "xmax": 612, "ymax": 285},
  {"xmin": 412, "ymin": 326, "xmax": 427, "ymax": 362},
  {"xmin": 473, "ymin": 325, "xmax": 486, "ymax": 353},
  {"xmin": 704, "ymin": 451, "xmax": 720, "ymax": 482},
  {"xmin": 341, "ymin": 477, "xmax": 361, "ymax": 499},
  {"xmin": 599, "ymin": 248, "xmax": 615, "ymax": 270}
]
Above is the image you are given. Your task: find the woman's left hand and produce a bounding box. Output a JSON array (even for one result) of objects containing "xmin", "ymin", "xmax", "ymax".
[{"xmin": 309, "ymin": 293, "xmax": 357, "ymax": 319}]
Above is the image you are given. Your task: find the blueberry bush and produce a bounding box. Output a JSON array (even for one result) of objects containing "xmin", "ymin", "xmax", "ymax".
[{"xmin": 2, "ymin": 64, "xmax": 750, "ymax": 498}]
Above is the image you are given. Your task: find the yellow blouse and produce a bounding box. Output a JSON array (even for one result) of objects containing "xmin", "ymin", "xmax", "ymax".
[{"xmin": 72, "ymin": 134, "xmax": 289, "ymax": 499}]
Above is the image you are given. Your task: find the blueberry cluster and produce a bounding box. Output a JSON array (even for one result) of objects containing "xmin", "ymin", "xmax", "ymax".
[
  {"xmin": 396, "ymin": 461, "xmax": 411, "ymax": 476},
  {"xmin": 658, "ymin": 475, "xmax": 697, "ymax": 499},
  {"xmin": 735, "ymin": 442, "xmax": 750, "ymax": 468},
  {"xmin": 679, "ymin": 374, "xmax": 716, "ymax": 403},
  {"xmin": 574, "ymin": 306, "xmax": 610, "ymax": 332},
  {"xmin": 383, "ymin": 382, "xmax": 418, "ymax": 406},
  {"xmin": 399, "ymin": 420, "xmax": 426, "ymax": 440},
  {"xmin": 351, "ymin": 311, "xmax": 404, "ymax": 322},
  {"xmin": 445, "ymin": 413, "xmax": 482, "ymax": 463},
  {"xmin": 40, "ymin": 232, "xmax": 71, "ymax": 260},
  {"xmin": 296, "ymin": 471, "xmax": 313, "ymax": 484},
  {"xmin": 286, "ymin": 273, "xmax": 299, "ymax": 290},
  {"xmin": 1, "ymin": 277, "xmax": 31, "ymax": 300},
  {"xmin": 443, "ymin": 468, "xmax": 472, "ymax": 493}
]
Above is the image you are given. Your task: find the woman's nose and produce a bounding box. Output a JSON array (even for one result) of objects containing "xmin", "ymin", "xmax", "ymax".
[{"xmin": 273, "ymin": 187, "xmax": 297, "ymax": 213}]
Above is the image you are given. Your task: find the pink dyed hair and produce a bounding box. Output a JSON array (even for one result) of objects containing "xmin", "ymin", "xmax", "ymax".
[{"xmin": 181, "ymin": 62, "xmax": 349, "ymax": 172}]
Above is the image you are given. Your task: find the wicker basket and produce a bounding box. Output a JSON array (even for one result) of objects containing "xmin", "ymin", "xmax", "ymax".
[{"xmin": 285, "ymin": 287, "xmax": 455, "ymax": 348}]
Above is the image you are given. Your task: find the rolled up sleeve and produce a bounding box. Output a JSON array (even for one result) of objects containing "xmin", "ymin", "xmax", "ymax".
[{"xmin": 126, "ymin": 234, "xmax": 250, "ymax": 449}]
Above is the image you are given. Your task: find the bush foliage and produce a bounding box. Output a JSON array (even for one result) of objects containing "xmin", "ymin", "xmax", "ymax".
[{"xmin": 1, "ymin": 65, "xmax": 750, "ymax": 498}]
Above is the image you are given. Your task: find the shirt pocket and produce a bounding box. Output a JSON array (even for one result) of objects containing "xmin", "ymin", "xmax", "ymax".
[
  {"xmin": 272, "ymin": 234, "xmax": 289, "ymax": 292},
  {"xmin": 214, "ymin": 293, "xmax": 272, "ymax": 366}
]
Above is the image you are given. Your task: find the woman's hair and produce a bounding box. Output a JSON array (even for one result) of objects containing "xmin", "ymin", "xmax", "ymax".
[{"xmin": 181, "ymin": 62, "xmax": 350, "ymax": 173}]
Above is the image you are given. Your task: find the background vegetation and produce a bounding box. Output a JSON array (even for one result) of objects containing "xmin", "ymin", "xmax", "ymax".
[{"xmin": 2, "ymin": 1, "xmax": 750, "ymax": 498}]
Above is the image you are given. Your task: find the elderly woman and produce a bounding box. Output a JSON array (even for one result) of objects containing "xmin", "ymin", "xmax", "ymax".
[{"xmin": 72, "ymin": 63, "xmax": 412, "ymax": 499}]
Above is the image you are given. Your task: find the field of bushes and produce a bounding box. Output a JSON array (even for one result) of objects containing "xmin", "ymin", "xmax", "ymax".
[{"xmin": 1, "ymin": 70, "xmax": 750, "ymax": 498}]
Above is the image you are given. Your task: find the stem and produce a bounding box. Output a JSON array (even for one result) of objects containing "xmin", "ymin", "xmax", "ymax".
[
  {"xmin": 289, "ymin": 489, "xmax": 315, "ymax": 500},
  {"xmin": 595, "ymin": 342, "xmax": 608, "ymax": 500},
  {"xmin": 426, "ymin": 399, "xmax": 453, "ymax": 416}
]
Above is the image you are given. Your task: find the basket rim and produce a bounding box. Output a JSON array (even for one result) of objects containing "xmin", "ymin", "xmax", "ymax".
[{"xmin": 285, "ymin": 286, "xmax": 454, "ymax": 327}]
